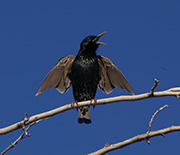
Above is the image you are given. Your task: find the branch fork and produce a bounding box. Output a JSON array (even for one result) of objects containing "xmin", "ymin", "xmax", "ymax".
[
  {"xmin": 1, "ymin": 79, "xmax": 180, "ymax": 154},
  {"xmin": 1, "ymin": 113, "xmax": 45, "ymax": 155}
]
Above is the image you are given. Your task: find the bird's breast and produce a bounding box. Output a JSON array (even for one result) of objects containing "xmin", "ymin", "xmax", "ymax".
[
  {"xmin": 72, "ymin": 57, "xmax": 99, "ymax": 77},
  {"xmin": 71, "ymin": 57, "xmax": 100, "ymax": 101}
]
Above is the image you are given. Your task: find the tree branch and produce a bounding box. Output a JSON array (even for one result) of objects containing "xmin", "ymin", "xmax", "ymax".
[
  {"xmin": 147, "ymin": 104, "xmax": 169, "ymax": 133},
  {"xmin": 0, "ymin": 79, "xmax": 180, "ymax": 154},
  {"xmin": 87, "ymin": 125, "xmax": 180, "ymax": 155},
  {"xmin": 88, "ymin": 102, "xmax": 175, "ymax": 155},
  {"xmin": 145, "ymin": 104, "xmax": 168, "ymax": 144},
  {"xmin": 1, "ymin": 122, "xmax": 34, "ymax": 155},
  {"xmin": 0, "ymin": 86, "xmax": 180, "ymax": 135},
  {"xmin": 0, "ymin": 113, "xmax": 45, "ymax": 155},
  {"xmin": 149, "ymin": 78, "xmax": 159, "ymax": 96}
]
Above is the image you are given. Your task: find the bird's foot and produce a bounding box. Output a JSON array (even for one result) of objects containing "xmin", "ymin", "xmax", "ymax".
[
  {"xmin": 71, "ymin": 100, "xmax": 78, "ymax": 110},
  {"xmin": 90, "ymin": 98, "xmax": 97, "ymax": 109}
]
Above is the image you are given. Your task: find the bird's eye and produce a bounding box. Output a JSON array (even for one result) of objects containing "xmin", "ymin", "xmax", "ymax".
[{"xmin": 84, "ymin": 39, "xmax": 92, "ymax": 45}]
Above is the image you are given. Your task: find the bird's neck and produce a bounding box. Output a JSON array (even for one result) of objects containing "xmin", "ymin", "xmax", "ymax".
[{"xmin": 77, "ymin": 48, "xmax": 97, "ymax": 59}]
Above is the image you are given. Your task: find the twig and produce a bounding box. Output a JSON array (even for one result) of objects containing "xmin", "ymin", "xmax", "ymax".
[
  {"xmin": 148, "ymin": 104, "xmax": 169, "ymax": 133},
  {"xmin": 149, "ymin": 79, "xmax": 159, "ymax": 96},
  {"xmin": 145, "ymin": 104, "xmax": 169, "ymax": 144},
  {"xmin": 88, "ymin": 125, "xmax": 180, "ymax": 155},
  {"xmin": 1, "ymin": 122, "xmax": 34, "ymax": 155},
  {"xmin": 0, "ymin": 113, "xmax": 45, "ymax": 155},
  {"xmin": 0, "ymin": 86, "xmax": 180, "ymax": 135}
]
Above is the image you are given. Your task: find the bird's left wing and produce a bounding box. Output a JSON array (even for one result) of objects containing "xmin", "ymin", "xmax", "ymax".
[
  {"xmin": 35, "ymin": 55, "xmax": 76, "ymax": 96},
  {"xmin": 98, "ymin": 56, "xmax": 135, "ymax": 95}
]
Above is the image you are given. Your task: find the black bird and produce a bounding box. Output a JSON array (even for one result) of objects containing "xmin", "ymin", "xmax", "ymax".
[{"xmin": 35, "ymin": 32, "xmax": 135, "ymax": 124}]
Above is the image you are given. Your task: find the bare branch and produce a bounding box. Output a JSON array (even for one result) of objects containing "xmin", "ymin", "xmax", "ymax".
[
  {"xmin": 149, "ymin": 79, "xmax": 160, "ymax": 96},
  {"xmin": 145, "ymin": 104, "xmax": 169, "ymax": 144},
  {"xmin": 148, "ymin": 104, "xmax": 169, "ymax": 133},
  {"xmin": 1, "ymin": 122, "xmax": 35, "ymax": 155},
  {"xmin": 88, "ymin": 125, "xmax": 180, "ymax": 155},
  {"xmin": 0, "ymin": 114, "xmax": 46, "ymax": 155},
  {"xmin": 0, "ymin": 86, "xmax": 180, "ymax": 135}
]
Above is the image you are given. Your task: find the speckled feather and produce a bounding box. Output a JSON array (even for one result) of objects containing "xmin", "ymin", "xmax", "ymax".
[{"xmin": 35, "ymin": 32, "xmax": 135, "ymax": 124}]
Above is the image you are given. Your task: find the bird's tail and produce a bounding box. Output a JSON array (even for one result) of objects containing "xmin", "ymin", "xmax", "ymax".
[{"xmin": 78, "ymin": 106, "xmax": 91, "ymax": 124}]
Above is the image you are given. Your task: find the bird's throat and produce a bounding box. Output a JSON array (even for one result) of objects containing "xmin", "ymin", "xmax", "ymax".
[{"xmin": 78, "ymin": 47, "xmax": 97, "ymax": 58}]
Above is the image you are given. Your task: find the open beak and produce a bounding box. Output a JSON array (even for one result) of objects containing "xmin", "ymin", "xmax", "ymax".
[{"xmin": 94, "ymin": 31, "xmax": 107, "ymax": 45}]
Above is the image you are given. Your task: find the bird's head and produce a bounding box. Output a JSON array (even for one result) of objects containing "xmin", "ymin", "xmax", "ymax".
[{"xmin": 80, "ymin": 31, "xmax": 106, "ymax": 52}]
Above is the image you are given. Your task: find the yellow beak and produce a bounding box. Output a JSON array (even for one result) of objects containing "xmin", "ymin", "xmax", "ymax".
[{"xmin": 96, "ymin": 31, "xmax": 107, "ymax": 45}]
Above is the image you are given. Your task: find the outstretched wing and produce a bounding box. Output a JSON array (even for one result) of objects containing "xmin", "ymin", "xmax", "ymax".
[
  {"xmin": 98, "ymin": 55, "xmax": 135, "ymax": 95},
  {"xmin": 35, "ymin": 55, "xmax": 76, "ymax": 96}
]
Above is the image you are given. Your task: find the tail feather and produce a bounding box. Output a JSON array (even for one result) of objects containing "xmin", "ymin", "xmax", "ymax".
[{"xmin": 78, "ymin": 106, "xmax": 91, "ymax": 124}]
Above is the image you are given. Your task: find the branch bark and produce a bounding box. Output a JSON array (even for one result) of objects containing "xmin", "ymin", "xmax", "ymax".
[
  {"xmin": 147, "ymin": 104, "xmax": 169, "ymax": 133},
  {"xmin": 0, "ymin": 114, "xmax": 46, "ymax": 155},
  {"xmin": 1, "ymin": 122, "xmax": 35, "ymax": 155},
  {"xmin": 88, "ymin": 125, "xmax": 180, "ymax": 155},
  {"xmin": 0, "ymin": 87, "xmax": 180, "ymax": 135}
]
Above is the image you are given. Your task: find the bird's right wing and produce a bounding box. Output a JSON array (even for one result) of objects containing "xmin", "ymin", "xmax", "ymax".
[
  {"xmin": 35, "ymin": 55, "xmax": 76, "ymax": 96},
  {"xmin": 98, "ymin": 56, "xmax": 135, "ymax": 95}
]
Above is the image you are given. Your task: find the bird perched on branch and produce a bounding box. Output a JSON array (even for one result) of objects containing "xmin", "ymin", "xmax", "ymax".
[{"xmin": 35, "ymin": 31, "xmax": 135, "ymax": 124}]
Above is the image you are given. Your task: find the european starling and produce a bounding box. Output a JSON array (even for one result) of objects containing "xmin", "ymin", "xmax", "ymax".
[{"xmin": 35, "ymin": 32, "xmax": 135, "ymax": 124}]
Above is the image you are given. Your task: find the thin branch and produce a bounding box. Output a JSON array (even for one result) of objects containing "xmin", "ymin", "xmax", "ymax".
[
  {"xmin": 0, "ymin": 86, "xmax": 180, "ymax": 135},
  {"xmin": 1, "ymin": 123, "xmax": 33, "ymax": 155},
  {"xmin": 88, "ymin": 125, "xmax": 180, "ymax": 155},
  {"xmin": 145, "ymin": 104, "xmax": 169, "ymax": 144},
  {"xmin": 149, "ymin": 79, "xmax": 159, "ymax": 96},
  {"xmin": 1, "ymin": 114, "xmax": 45, "ymax": 155},
  {"xmin": 148, "ymin": 104, "xmax": 169, "ymax": 133}
]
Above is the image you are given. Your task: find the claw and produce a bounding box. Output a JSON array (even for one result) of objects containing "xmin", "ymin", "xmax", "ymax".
[
  {"xmin": 71, "ymin": 100, "xmax": 78, "ymax": 109},
  {"xmin": 90, "ymin": 98, "xmax": 97, "ymax": 109}
]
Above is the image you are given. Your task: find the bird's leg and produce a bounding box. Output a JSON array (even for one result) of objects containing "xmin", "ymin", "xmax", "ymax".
[
  {"xmin": 71, "ymin": 100, "xmax": 78, "ymax": 110},
  {"xmin": 90, "ymin": 98, "xmax": 97, "ymax": 109}
]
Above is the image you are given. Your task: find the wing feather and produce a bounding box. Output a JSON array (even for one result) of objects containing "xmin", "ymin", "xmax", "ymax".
[
  {"xmin": 98, "ymin": 56, "xmax": 135, "ymax": 95},
  {"xmin": 35, "ymin": 55, "xmax": 76, "ymax": 96}
]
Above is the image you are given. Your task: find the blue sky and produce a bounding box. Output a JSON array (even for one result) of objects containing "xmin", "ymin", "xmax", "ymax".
[{"xmin": 0, "ymin": 0, "xmax": 180, "ymax": 155}]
